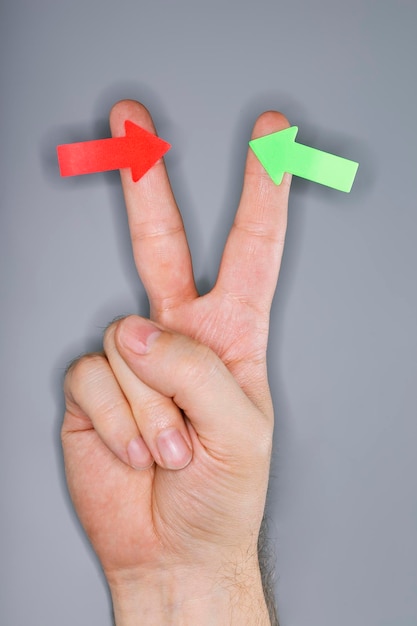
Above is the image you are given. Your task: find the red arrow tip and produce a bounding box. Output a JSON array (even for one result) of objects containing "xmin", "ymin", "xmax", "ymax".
[
  {"xmin": 56, "ymin": 120, "xmax": 171, "ymax": 182},
  {"xmin": 124, "ymin": 120, "xmax": 171, "ymax": 182}
]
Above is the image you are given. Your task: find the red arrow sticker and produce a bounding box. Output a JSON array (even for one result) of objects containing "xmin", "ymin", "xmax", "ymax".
[{"xmin": 57, "ymin": 120, "xmax": 171, "ymax": 182}]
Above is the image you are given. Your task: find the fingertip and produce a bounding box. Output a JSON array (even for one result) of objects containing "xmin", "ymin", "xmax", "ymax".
[
  {"xmin": 115, "ymin": 315, "xmax": 163, "ymax": 357},
  {"xmin": 250, "ymin": 110, "xmax": 291, "ymax": 141},
  {"xmin": 155, "ymin": 428, "xmax": 193, "ymax": 471},
  {"xmin": 127, "ymin": 435, "xmax": 155, "ymax": 471},
  {"xmin": 109, "ymin": 99, "xmax": 156, "ymax": 137},
  {"xmin": 245, "ymin": 110, "xmax": 292, "ymax": 185}
]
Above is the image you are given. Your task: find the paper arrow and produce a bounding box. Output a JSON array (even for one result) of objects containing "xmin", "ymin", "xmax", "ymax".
[
  {"xmin": 57, "ymin": 120, "xmax": 171, "ymax": 182},
  {"xmin": 249, "ymin": 126, "xmax": 358, "ymax": 192}
]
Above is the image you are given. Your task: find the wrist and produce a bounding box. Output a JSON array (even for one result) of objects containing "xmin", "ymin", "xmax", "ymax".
[{"xmin": 109, "ymin": 561, "xmax": 271, "ymax": 626}]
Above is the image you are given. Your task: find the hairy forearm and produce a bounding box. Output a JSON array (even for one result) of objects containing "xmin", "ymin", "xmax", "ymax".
[
  {"xmin": 258, "ymin": 515, "xmax": 279, "ymax": 626},
  {"xmin": 109, "ymin": 502, "xmax": 279, "ymax": 625},
  {"xmin": 110, "ymin": 562, "xmax": 271, "ymax": 626}
]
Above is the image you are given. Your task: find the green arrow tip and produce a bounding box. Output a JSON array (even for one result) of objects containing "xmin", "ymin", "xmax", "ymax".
[{"xmin": 249, "ymin": 126, "xmax": 298, "ymax": 185}]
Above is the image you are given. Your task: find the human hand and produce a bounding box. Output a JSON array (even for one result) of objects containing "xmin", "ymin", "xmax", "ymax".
[{"xmin": 61, "ymin": 100, "xmax": 291, "ymax": 625}]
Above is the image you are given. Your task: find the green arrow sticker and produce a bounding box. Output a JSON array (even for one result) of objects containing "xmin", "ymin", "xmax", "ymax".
[{"xmin": 249, "ymin": 126, "xmax": 359, "ymax": 193}]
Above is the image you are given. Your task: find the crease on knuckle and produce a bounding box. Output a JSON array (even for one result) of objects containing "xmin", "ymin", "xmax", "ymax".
[
  {"xmin": 177, "ymin": 343, "xmax": 220, "ymax": 401},
  {"xmin": 134, "ymin": 391, "xmax": 168, "ymax": 419},
  {"xmin": 131, "ymin": 221, "xmax": 183, "ymax": 244},
  {"xmin": 232, "ymin": 220, "xmax": 284, "ymax": 246}
]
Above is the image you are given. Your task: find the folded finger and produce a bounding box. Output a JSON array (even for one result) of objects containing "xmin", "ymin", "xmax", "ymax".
[
  {"xmin": 63, "ymin": 353, "xmax": 154, "ymax": 470},
  {"xmin": 103, "ymin": 322, "xmax": 193, "ymax": 471}
]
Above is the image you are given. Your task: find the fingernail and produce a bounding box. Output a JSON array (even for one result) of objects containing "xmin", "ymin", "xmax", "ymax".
[
  {"xmin": 156, "ymin": 429, "xmax": 192, "ymax": 470},
  {"xmin": 119, "ymin": 317, "xmax": 161, "ymax": 355},
  {"xmin": 127, "ymin": 436, "xmax": 154, "ymax": 470}
]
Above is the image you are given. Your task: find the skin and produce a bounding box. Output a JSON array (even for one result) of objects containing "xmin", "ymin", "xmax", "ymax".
[{"xmin": 62, "ymin": 99, "xmax": 291, "ymax": 625}]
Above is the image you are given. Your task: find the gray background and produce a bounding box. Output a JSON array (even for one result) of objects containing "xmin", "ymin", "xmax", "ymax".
[{"xmin": 1, "ymin": 1, "xmax": 416, "ymax": 624}]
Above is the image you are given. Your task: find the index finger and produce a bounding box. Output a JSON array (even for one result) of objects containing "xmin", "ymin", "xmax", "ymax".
[
  {"xmin": 215, "ymin": 111, "xmax": 291, "ymax": 316},
  {"xmin": 109, "ymin": 100, "xmax": 198, "ymax": 316}
]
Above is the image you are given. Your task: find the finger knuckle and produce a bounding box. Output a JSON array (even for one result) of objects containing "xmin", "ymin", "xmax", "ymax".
[
  {"xmin": 64, "ymin": 352, "xmax": 107, "ymax": 397},
  {"xmin": 181, "ymin": 342, "xmax": 220, "ymax": 393}
]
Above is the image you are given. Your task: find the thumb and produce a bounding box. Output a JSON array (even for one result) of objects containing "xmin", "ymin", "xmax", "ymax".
[{"xmin": 114, "ymin": 315, "xmax": 272, "ymax": 461}]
